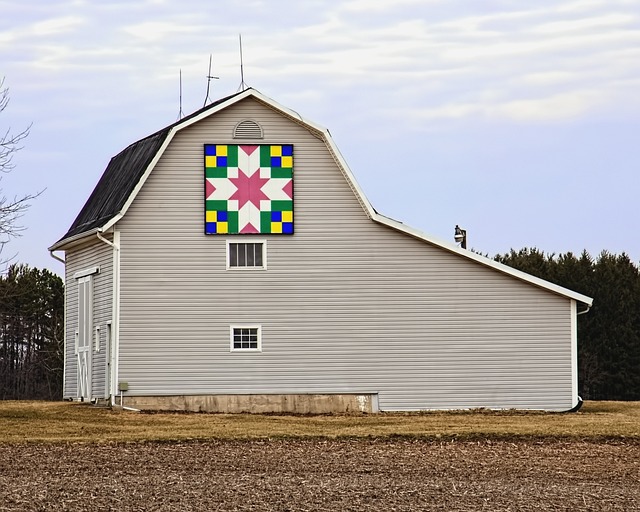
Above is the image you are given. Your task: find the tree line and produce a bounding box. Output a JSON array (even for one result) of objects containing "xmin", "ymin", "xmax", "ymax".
[
  {"xmin": 0, "ymin": 265, "xmax": 64, "ymax": 400},
  {"xmin": 495, "ymin": 248, "xmax": 640, "ymax": 401}
]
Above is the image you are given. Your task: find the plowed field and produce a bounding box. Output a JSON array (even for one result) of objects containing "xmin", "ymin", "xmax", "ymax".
[{"xmin": 1, "ymin": 438, "xmax": 638, "ymax": 511}]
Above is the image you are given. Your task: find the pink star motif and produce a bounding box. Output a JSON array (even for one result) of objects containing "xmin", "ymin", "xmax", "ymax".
[
  {"xmin": 229, "ymin": 169, "xmax": 269, "ymax": 209},
  {"xmin": 205, "ymin": 180, "xmax": 216, "ymax": 199},
  {"xmin": 282, "ymin": 179, "xmax": 293, "ymax": 199}
]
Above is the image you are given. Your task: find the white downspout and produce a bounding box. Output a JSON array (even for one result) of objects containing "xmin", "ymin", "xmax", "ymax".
[
  {"xmin": 570, "ymin": 300, "xmax": 592, "ymax": 410},
  {"xmin": 49, "ymin": 250, "xmax": 65, "ymax": 265},
  {"xmin": 570, "ymin": 302, "xmax": 591, "ymax": 411},
  {"xmin": 570, "ymin": 300, "xmax": 579, "ymax": 409},
  {"xmin": 49, "ymin": 250, "xmax": 67, "ymax": 398},
  {"xmin": 577, "ymin": 305, "xmax": 591, "ymax": 315},
  {"xmin": 96, "ymin": 231, "xmax": 121, "ymax": 407}
]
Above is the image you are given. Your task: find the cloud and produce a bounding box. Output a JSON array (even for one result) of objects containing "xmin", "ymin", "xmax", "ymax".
[
  {"xmin": 530, "ymin": 13, "xmax": 637, "ymax": 34},
  {"xmin": 497, "ymin": 90, "xmax": 603, "ymax": 121},
  {"xmin": 339, "ymin": 0, "xmax": 441, "ymax": 13},
  {"xmin": 0, "ymin": 15, "xmax": 85, "ymax": 48},
  {"xmin": 120, "ymin": 20, "xmax": 206, "ymax": 42},
  {"xmin": 4, "ymin": 0, "xmax": 640, "ymax": 127},
  {"xmin": 30, "ymin": 15, "xmax": 85, "ymax": 35},
  {"xmin": 519, "ymin": 71, "xmax": 576, "ymax": 86}
]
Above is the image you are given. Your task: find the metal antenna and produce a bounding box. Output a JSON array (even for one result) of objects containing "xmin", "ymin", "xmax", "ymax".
[
  {"xmin": 178, "ymin": 69, "xmax": 185, "ymax": 120},
  {"xmin": 238, "ymin": 34, "xmax": 247, "ymax": 92},
  {"xmin": 203, "ymin": 54, "xmax": 219, "ymax": 108}
]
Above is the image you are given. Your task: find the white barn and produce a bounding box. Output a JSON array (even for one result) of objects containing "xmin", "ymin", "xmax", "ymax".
[{"xmin": 50, "ymin": 89, "xmax": 593, "ymax": 413}]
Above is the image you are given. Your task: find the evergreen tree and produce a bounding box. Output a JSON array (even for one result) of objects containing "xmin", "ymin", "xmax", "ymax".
[
  {"xmin": 496, "ymin": 248, "xmax": 640, "ymax": 400},
  {"xmin": 0, "ymin": 264, "xmax": 64, "ymax": 400}
]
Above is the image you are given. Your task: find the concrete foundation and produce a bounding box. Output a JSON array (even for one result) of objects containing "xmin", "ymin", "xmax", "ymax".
[{"xmin": 123, "ymin": 393, "xmax": 378, "ymax": 414}]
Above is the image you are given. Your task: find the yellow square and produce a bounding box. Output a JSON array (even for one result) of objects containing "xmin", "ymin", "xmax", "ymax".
[
  {"xmin": 217, "ymin": 145, "xmax": 227, "ymax": 156},
  {"xmin": 205, "ymin": 155, "xmax": 217, "ymax": 168},
  {"xmin": 282, "ymin": 211, "xmax": 293, "ymax": 222},
  {"xmin": 271, "ymin": 222, "xmax": 282, "ymax": 233},
  {"xmin": 270, "ymin": 146, "xmax": 282, "ymax": 157},
  {"xmin": 281, "ymin": 156, "xmax": 293, "ymax": 168},
  {"xmin": 217, "ymin": 222, "xmax": 228, "ymax": 234},
  {"xmin": 206, "ymin": 211, "xmax": 217, "ymax": 222}
]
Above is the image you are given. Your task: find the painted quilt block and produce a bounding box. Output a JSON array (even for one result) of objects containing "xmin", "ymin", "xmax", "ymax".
[{"xmin": 205, "ymin": 144, "xmax": 293, "ymax": 234}]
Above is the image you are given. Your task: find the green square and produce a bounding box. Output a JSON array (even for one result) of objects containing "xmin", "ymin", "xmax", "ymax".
[
  {"xmin": 206, "ymin": 200, "xmax": 228, "ymax": 212},
  {"xmin": 206, "ymin": 167, "xmax": 228, "ymax": 179},
  {"xmin": 260, "ymin": 211, "xmax": 272, "ymax": 233},
  {"xmin": 271, "ymin": 200, "xmax": 293, "ymax": 212},
  {"xmin": 270, "ymin": 167, "xmax": 293, "ymax": 179},
  {"xmin": 227, "ymin": 211, "xmax": 239, "ymax": 233},
  {"xmin": 260, "ymin": 145, "xmax": 272, "ymax": 167},
  {"xmin": 226, "ymin": 145, "xmax": 239, "ymax": 167}
]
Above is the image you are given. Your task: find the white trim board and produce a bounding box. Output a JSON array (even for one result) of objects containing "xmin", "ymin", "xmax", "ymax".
[{"xmin": 73, "ymin": 266, "xmax": 100, "ymax": 279}]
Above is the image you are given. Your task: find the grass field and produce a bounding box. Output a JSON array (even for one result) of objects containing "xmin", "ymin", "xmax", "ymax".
[
  {"xmin": 2, "ymin": 401, "xmax": 639, "ymax": 510},
  {"xmin": 1, "ymin": 400, "xmax": 638, "ymax": 443}
]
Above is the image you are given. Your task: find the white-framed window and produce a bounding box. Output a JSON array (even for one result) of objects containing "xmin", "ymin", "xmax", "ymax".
[
  {"xmin": 94, "ymin": 325, "xmax": 101, "ymax": 352},
  {"xmin": 226, "ymin": 240, "xmax": 266, "ymax": 269},
  {"xmin": 230, "ymin": 325, "xmax": 262, "ymax": 352}
]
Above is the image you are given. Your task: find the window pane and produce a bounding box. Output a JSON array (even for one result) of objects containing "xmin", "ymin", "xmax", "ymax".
[
  {"xmin": 230, "ymin": 244, "xmax": 238, "ymax": 267},
  {"xmin": 233, "ymin": 327, "xmax": 259, "ymax": 350},
  {"xmin": 254, "ymin": 244, "xmax": 263, "ymax": 266},
  {"xmin": 247, "ymin": 244, "xmax": 255, "ymax": 266},
  {"xmin": 229, "ymin": 243, "xmax": 263, "ymax": 268}
]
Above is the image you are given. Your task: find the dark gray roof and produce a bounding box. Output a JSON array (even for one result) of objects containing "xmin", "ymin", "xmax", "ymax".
[{"xmin": 53, "ymin": 90, "xmax": 245, "ymax": 247}]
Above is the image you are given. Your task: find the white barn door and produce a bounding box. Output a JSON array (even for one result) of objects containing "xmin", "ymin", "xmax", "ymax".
[{"xmin": 76, "ymin": 276, "xmax": 93, "ymax": 401}]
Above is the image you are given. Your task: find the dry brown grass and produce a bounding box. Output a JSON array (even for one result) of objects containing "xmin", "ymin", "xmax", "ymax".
[{"xmin": 0, "ymin": 400, "xmax": 638, "ymax": 444}]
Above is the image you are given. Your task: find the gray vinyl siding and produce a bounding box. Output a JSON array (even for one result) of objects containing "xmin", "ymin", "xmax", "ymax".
[
  {"xmin": 63, "ymin": 238, "xmax": 113, "ymax": 399},
  {"xmin": 115, "ymin": 97, "xmax": 574, "ymax": 411}
]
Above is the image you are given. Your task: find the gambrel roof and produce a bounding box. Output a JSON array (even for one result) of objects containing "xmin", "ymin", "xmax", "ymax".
[
  {"xmin": 50, "ymin": 88, "xmax": 593, "ymax": 307},
  {"xmin": 53, "ymin": 91, "xmax": 245, "ymax": 244}
]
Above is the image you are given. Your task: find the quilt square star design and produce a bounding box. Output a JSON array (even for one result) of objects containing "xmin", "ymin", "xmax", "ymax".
[{"xmin": 205, "ymin": 144, "xmax": 294, "ymax": 234}]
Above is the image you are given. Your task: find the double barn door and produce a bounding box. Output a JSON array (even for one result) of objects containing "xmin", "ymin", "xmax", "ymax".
[{"xmin": 76, "ymin": 276, "xmax": 92, "ymax": 401}]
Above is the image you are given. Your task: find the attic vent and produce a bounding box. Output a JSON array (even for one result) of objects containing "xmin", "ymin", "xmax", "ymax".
[{"xmin": 234, "ymin": 120, "xmax": 263, "ymax": 139}]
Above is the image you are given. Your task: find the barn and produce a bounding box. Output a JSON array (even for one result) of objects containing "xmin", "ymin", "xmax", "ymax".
[{"xmin": 49, "ymin": 88, "xmax": 593, "ymax": 412}]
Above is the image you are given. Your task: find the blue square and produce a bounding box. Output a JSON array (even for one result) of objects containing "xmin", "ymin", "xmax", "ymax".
[
  {"xmin": 217, "ymin": 210, "xmax": 228, "ymax": 221},
  {"xmin": 217, "ymin": 156, "xmax": 228, "ymax": 167},
  {"xmin": 282, "ymin": 145, "xmax": 293, "ymax": 156},
  {"xmin": 271, "ymin": 211, "xmax": 282, "ymax": 222},
  {"xmin": 270, "ymin": 156, "xmax": 281, "ymax": 167},
  {"xmin": 205, "ymin": 222, "xmax": 217, "ymax": 234},
  {"xmin": 282, "ymin": 222, "xmax": 293, "ymax": 234},
  {"xmin": 205, "ymin": 145, "xmax": 217, "ymax": 156}
]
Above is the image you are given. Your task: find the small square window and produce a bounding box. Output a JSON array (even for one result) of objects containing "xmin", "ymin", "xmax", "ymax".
[
  {"xmin": 227, "ymin": 241, "xmax": 266, "ymax": 269},
  {"xmin": 230, "ymin": 326, "xmax": 262, "ymax": 352}
]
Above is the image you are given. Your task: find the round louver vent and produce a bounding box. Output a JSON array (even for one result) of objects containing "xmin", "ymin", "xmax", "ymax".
[{"xmin": 234, "ymin": 120, "xmax": 263, "ymax": 139}]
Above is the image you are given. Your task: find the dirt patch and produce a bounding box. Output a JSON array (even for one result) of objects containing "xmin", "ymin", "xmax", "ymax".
[{"xmin": 0, "ymin": 439, "xmax": 638, "ymax": 511}]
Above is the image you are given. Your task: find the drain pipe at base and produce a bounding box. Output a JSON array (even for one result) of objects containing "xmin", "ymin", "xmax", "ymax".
[
  {"xmin": 96, "ymin": 232, "xmax": 140, "ymax": 413},
  {"xmin": 566, "ymin": 302, "xmax": 592, "ymax": 413},
  {"xmin": 95, "ymin": 231, "xmax": 123, "ymax": 409}
]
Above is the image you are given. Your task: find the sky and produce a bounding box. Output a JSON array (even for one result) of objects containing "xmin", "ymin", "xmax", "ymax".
[{"xmin": 1, "ymin": 0, "xmax": 639, "ymax": 276}]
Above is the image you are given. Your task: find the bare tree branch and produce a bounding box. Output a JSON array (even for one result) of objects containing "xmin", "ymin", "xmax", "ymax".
[
  {"xmin": 0, "ymin": 77, "xmax": 37, "ymax": 271},
  {"xmin": 0, "ymin": 77, "xmax": 31, "ymax": 174}
]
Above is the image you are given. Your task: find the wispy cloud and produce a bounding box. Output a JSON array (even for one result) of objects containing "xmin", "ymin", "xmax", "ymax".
[
  {"xmin": 120, "ymin": 20, "xmax": 206, "ymax": 42},
  {"xmin": 0, "ymin": 15, "xmax": 85, "ymax": 48},
  {"xmin": 5, "ymin": 0, "xmax": 639, "ymax": 127}
]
